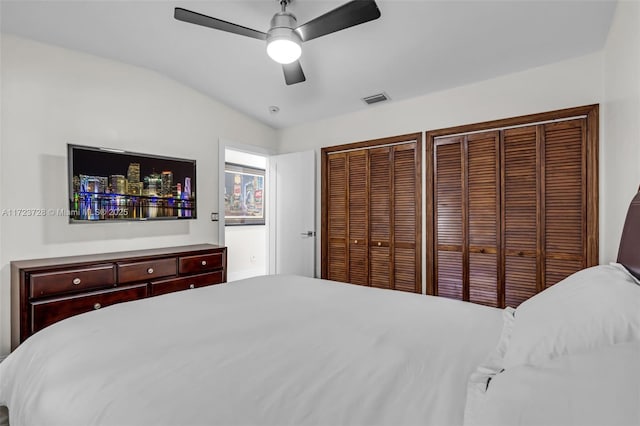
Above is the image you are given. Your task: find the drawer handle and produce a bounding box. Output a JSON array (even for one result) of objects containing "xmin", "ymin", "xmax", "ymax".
[
  {"xmin": 378, "ymin": 242, "xmax": 381, "ymax": 247},
  {"xmin": 201, "ymin": 260, "xmax": 207, "ymax": 266},
  {"xmin": 354, "ymin": 240, "xmax": 358, "ymax": 244},
  {"xmin": 94, "ymin": 303, "xmax": 102, "ymax": 310},
  {"xmin": 518, "ymin": 251, "xmax": 524, "ymax": 257},
  {"xmin": 189, "ymin": 284, "xmax": 195, "ymax": 289},
  {"xmin": 72, "ymin": 277, "xmax": 82, "ymax": 285},
  {"xmin": 147, "ymin": 267, "xmax": 154, "ymax": 274},
  {"xmin": 480, "ymin": 248, "xmax": 485, "ymax": 254}
]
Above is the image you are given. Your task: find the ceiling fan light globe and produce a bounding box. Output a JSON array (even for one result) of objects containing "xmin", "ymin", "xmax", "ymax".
[
  {"xmin": 266, "ymin": 13, "xmax": 301, "ymax": 65},
  {"xmin": 267, "ymin": 38, "xmax": 301, "ymax": 64}
]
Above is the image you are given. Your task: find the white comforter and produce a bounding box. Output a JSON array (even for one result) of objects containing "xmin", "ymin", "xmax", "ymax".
[
  {"xmin": 0, "ymin": 275, "xmax": 503, "ymax": 426},
  {"xmin": 472, "ymin": 340, "xmax": 640, "ymax": 426}
]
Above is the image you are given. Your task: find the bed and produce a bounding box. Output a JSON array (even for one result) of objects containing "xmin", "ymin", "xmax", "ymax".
[{"xmin": 1, "ymin": 192, "xmax": 639, "ymax": 426}]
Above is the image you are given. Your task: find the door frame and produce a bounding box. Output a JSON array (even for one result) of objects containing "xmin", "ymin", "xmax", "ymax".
[{"xmin": 217, "ymin": 139, "xmax": 274, "ymax": 270}]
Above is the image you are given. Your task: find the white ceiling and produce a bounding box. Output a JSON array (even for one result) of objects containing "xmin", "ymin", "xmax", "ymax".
[{"xmin": 0, "ymin": 0, "xmax": 616, "ymax": 129}]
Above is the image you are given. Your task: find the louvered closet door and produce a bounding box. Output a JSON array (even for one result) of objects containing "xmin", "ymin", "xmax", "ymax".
[
  {"xmin": 348, "ymin": 150, "xmax": 369, "ymax": 286},
  {"xmin": 429, "ymin": 106, "xmax": 597, "ymax": 308},
  {"xmin": 502, "ymin": 119, "xmax": 588, "ymax": 305},
  {"xmin": 322, "ymin": 134, "xmax": 422, "ymax": 292},
  {"xmin": 434, "ymin": 137, "xmax": 464, "ymax": 300},
  {"xmin": 544, "ymin": 120, "xmax": 586, "ymax": 287},
  {"xmin": 326, "ymin": 153, "xmax": 348, "ymax": 282},
  {"xmin": 502, "ymin": 126, "xmax": 539, "ymax": 307},
  {"xmin": 393, "ymin": 143, "xmax": 420, "ymax": 293},
  {"xmin": 369, "ymin": 147, "xmax": 392, "ymax": 289},
  {"xmin": 467, "ymin": 132, "xmax": 500, "ymax": 307}
]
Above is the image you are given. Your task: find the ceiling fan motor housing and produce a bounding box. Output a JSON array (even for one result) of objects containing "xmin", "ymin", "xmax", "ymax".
[{"xmin": 267, "ymin": 12, "xmax": 301, "ymax": 43}]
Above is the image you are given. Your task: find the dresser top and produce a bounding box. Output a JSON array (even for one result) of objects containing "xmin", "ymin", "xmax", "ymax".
[{"xmin": 11, "ymin": 244, "xmax": 225, "ymax": 270}]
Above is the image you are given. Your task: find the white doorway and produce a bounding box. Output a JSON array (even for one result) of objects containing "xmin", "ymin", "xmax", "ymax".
[
  {"xmin": 223, "ymin": 148, "xmax": 268, "ymax": 282},
  {"xmin": 218, "ymin": 143, "xmax": 316, "ymax": 280}
]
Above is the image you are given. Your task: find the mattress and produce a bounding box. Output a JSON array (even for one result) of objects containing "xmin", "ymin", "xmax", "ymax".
[{"xmin": 0, "ymin": 275, "xmax": 503, "ymax": 426}]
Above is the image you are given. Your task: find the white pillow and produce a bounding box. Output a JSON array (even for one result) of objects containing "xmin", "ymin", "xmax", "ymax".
[
  {"xmin": 463, "ymin": 307, "xmax": 515, "ymax": 425},
  {"xmin": 469, "ymin": 341, "xmax": 640, "ymax": 426},
  {"xmin": 502, "ymin": 264, "xmax": 640, "ymax": 369}
]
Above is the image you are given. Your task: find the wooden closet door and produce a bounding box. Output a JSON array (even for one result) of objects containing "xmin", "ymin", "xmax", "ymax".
[
  {"xmin": 543, "ymin": 120, "xmax": 586, "ymax": 287},
  {"xmin": 428, "ymin": 105, "xmax": 598, "ymax": 307},
  {"xmin": 434, "ymin": 133, "xmax": 499, "ymax": 304},
  {"xmin": 326, "ymin": 153, "xmax": 348, "ymax": 282},
  {"xmin": 502, "ymin": 118, "xmax": 588, "ymax": 304},
  {"xmin": 393, "ymin": 143, "xmax": 420, "ymax": 293},
  {"xmin": 434, "ymin": 137, "xmax": 464, "ymax": 300},
  {"xmin": 369, "ymin": 147, "xmax": 392, "ymax": 289},
  {"xmin": 348, "ymin": 150, "xmax": 369, "ymax": 286},
  {"xmin": 502, "ymin": 126, "xmax": 539, "ymax": 307},
  {"xmin": 467, "ymin": 132, "xmax": 500, "ymax": 307},
  {"xmin": 322, "ymin": 133, "xmax": 422, "ymax": 291}
]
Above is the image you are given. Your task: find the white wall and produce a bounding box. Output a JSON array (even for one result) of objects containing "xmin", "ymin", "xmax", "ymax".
[
  {"xmin": 278, "ymin": 53, "xmax": 603, "ymax": 152},
  {"xmin": 225, "ymin": 225, "xmax": 267, "ymax": 281},
  {"xmin": 277, "ymin": 52, "xmax": 605, "ymax": 279},
  {"xmin": 224, "ymin": 149, "xmax": 268, "ymax": 281},
  {"xmin": 602, "ymin": 0, "xmax": 640, "ymax": 263},
  {"xmin": 0, "ymin": 35, "xmax": 277, "ymax": 354}
]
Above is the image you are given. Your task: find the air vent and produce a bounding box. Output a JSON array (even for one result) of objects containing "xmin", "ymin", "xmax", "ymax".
[{"xmin": 362, "ymin": 92, "xmax": 390, "ymax": 105}]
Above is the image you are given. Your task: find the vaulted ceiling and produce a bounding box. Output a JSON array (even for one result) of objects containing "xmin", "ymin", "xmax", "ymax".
[{"xmin": 1, "ymin": 0, "xmax": 616, "ymax": 128}]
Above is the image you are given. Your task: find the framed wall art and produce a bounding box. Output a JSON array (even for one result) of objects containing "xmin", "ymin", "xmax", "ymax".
[{"xmin": 224, "ymin": 163, "xmax": 265, "ymax": 225}]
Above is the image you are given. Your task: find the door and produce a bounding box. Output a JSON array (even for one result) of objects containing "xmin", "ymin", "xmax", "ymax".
[
  {"xmin": 347, "ymin": 150, "xmax": 368, "ymax": 286},
  {"xmin": 369, "ymin": 146, "xmax": 392, "ymax": 289},
  {"xmin": 271, "ymin": 150, "xmax": 316, "ymax": 277},
  {"xmin": 434, "ymin": 137, "xmax": 464, "ymax": 300},
  {"xmin": 467, "ymin": 131, "xmax": 500, "ymax": 307},
  {"xmin": 325, "ymin": 152, "xmax": 348, "ymax": 282},
  {"xmin": 502, "ymin": 125, "xmax": 539, "ymax": 307},
  {"xmin": 543, "ymin": 120, "xmax": 586, "ymax": 288},
  {"xmin": 433, "ymin": 132, "xmax": 500, "ymax": 305},
  {"xmin": 322, "ymin": 137, "xmax": 421, "ymax": 292},
  {"xmin": 392, "ymin": 142, "xmax": 421, "ymax": 293}
]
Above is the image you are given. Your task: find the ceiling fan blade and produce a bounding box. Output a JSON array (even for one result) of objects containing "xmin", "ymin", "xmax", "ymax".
[
  {"xmin": 295, "ymin": 0, "xmax": 381, "ymax": 42},
  {"xmin": 283, "ymin": 61, "xmax": 306, "ymax": 85},
  {"xmin": 174, "ymin": 7, "xmax": 267, "ymax": 41}
]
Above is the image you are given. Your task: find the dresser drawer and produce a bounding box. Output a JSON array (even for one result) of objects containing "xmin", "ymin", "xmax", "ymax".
[
  {"xmin": 150, "ymin": 271, "xmax": 224, "ymax": 297},
  {"xmin": 118, "ymin": 258, "xmax": 177, "ymax": 283},
  {"xmin": 29, "ymin": 265, "xmax": 116, "ymax": 298},
  {"xmin": 30, "ymin": 284, "xmax": 147, "ymax": 334},
  {"xmin": 179, "ymin": 252, "xmax": 224, "ymax": 274}
]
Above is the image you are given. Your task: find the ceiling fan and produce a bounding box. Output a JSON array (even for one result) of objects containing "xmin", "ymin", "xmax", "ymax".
[{"xmin": 174, "ymin": 0, "xmax": 381, "ymax": 86}]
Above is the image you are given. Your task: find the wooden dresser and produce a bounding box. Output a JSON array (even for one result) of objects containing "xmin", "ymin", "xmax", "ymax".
[{"xmin": 11, "ymin": 244, "xmax": 227, "ymax": 349}]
